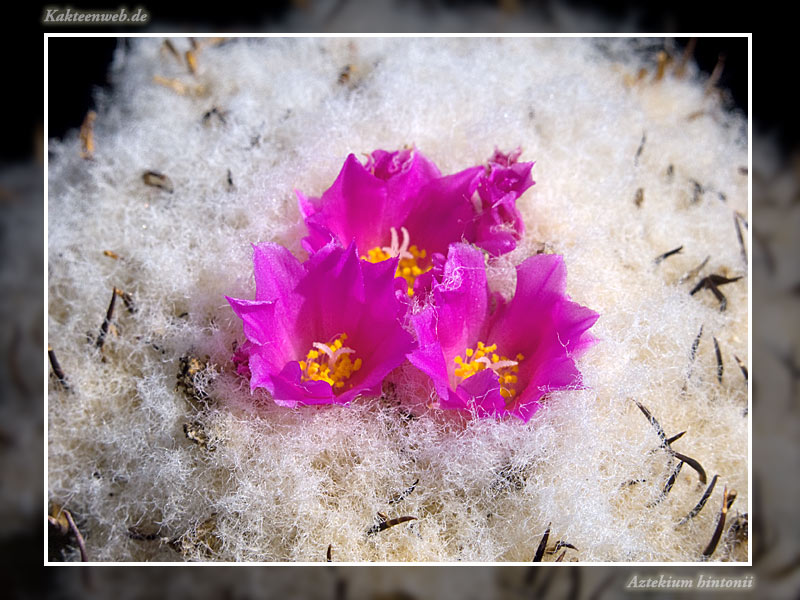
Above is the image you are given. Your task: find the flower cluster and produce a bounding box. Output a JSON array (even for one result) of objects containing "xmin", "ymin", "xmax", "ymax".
[{"xmin": 227, "ymin": 148, "xmax": 598, "ymax": 421}]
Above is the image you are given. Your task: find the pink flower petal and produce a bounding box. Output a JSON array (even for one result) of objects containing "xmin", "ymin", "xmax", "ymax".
[
  {"xmin": 407, "ymin": 306, "xmax": 451, "ymax": 404},
  {"xmin": 430, "ymin": 243, "xmax": 489, "ymax": 358},
  {"xmin": 301, "ymin": 154, "xmax": 388, "ymax": 254},
  {"xmin": 455, "ymin": 368, "xmax": 506, "ymax": 417},
  {"xmin": 298, "ymin": 148, "xmax": 535, "ymax": 297},
  {"xmin": 228, "ymin": 242, "xmax": 415, "ymax": 408},
  {"xmin": 408, "ymin": 247, "xmax": 598, "ymax": 422},
  {"xmin": 470, "ymin": 160, "xmax": 534, "ymax": 256}
]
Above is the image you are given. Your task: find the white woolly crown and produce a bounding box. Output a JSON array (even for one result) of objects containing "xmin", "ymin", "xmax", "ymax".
[{"xmin": 48, "ymin": 37, "xmax": 748, "ymax": 562}]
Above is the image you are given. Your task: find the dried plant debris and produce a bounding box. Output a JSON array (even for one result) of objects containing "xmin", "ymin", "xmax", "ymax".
[
  {"xmin": 185, "ymin": 49, "xmax": 198, "ymax": 75},
  {"xmin": 725, "ymin": 489, "xmax": 737, "ymax": 510},
  {"xmin": 338, "ymin": 64, "xmax": 355, "ymax": 85},
  {"xmin": 79, "ymin": 110, "xmax": 96, "ymax": 159},
  {"xmin": 177, "ymin": 355, "xmax": 213, "ymax": 403},
  {"xmin": 142, "ymin": 170, "xmax": 174, "ymax": 193},
  {"xmin": 704, "ymin": 53, "xmax": 726, "ymax": 95},
  {"xmin": 161, "ymin": 39, "xmax": 181, "ymax": 62},
  {"xmin": 623, "ymin": 478, "xmax": 647, "ymax": 486},
  {"xmin": 674, "ymin": 37, "xmax": 696, "ymax": 77},
  {"xmin": 622, "ymin": 66, "xmax": 647, "ymax": 87},
  {"xmin": 654, "ymin": 245, "xmax": 683, "ymax": 265},
  {"xmin": 492, "ymin": 464, "xmax": 526, "ymax": 492},
  {"xmin": 687, "ymin": 110, "xmax": 708, "ymax": 122},
  {"xmin": 183, "ymin": 420, "xmax": 216, "ymax": 450},
  {"xmin": 548, "ymin": 540, "xmax": 578, "ymax": 556},
  {"xmin": 679, "ymin": 255, "xmax": 710, "ymax": 284},
  {"xmin": 634, "ymin": 400, "xmax": 667, "ymax": 446},
  {"xmin": 671, "ymin": 451, "xmax": 707, "ymax": 485},
  {"xmin": 689, "ymin": 325, "xmax": 704, "ymax": 364},
  {"xmin": 733, "ymin": 212, "xmax": 748, "ymax": 266},
  {"xmin": 202, "ymin": 106, "xmax": 227, "ymax": 125},
  {"xmin": 95, "ymin": 287, "xmax": 118, "ymax": 350},
  {"xmin": 48, "ymin": 503, "xmax": 70, "ymax": 536},
  {"xmin": 648, "ymin": 461, "xmax": 684, "ymax": 507},
  {"xmin": 733, "ymin": 355, "xmax": 748, "ymax": 382},
  {"xmin": 690, "ymin": 179, "xmax": 704, "ymax": 203},
  {"xmin": 152, "ymin": 75, "xmax": 208, "ymax": 97},
  {"xmin": 532, "ymin": 523, "xmax": 551, "ymax": 562},
  {"xmin": 388, "ymin": 478, "xmax": 419, "ymax": 504},
  {"xmin": 683, "ymin": 326, "xmax": 703, "ymax": 389},
  {"xmin": 654, "ymin": 50, "xmax": 669, "ymax": 81},
  {"xmin": 634, "ymin": 132, "xmax": 646, "ymax": 165},
  {"xmin": 48, "ymin": 344, "xmax": 69, "ymax": 389},
  {"xmin": 702, "ymin": 487, "xmax": 733, "ymax": 559},
  {"xmin": 726, "ymin": 513, "xmax": 748, "ymax": 551},
  {"xmin": 103, "ymin": 249, "xmax": 120, "ymax": 260},
  {"xmin": 679, "ymin": 474, "xmax": 719, "ymax": 526},
  {"xmin": 690, "ymin": 273, "xmax": 743, "ymax": 311},
  {"xmin": 48, "ymin": 503, "xmax": 88, "ymax": 562},
  {"xmin": 366, "ymin": 512, "xmax": 417, "ymax": 536},
  {"xmin": 115, "ymin": 288, "xmax": 136, "ymax": 314},
  {"xmin": 666, "ymin": 431, "xmax": 686, "ymax": 445},
  {"xmin": 713, "ymin": 336, "xmax": 724, "ymax": 383},
  {"xmin": 169, "ymin": 515, "xmax": 221, "ymax": 559},
  {"xmin": 634, "ymin": 400, "xmax": 706, "ymax": 484},
  {"xmin": 60, "ymin": 523, "xmax": 88, "ymax": 562}
]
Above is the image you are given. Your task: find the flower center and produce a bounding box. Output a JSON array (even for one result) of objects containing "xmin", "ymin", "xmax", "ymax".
[
  {"xmin": 453, "ymin": 341, "xmax": 524, "ymax": 402},
  {"xmin": 363, "ymin": 226, "xmax": 431, "ymax": 296},
  {"xmin": 299, "ymin": 333, "xmax": 362, "ymax": 390}
]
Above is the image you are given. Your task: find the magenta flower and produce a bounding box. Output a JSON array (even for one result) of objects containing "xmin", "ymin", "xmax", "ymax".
[
  {"xmin": 297, "ymin": 148, "xmax": 534, "ymax": 296},
  {"xmin": 226, "ymin": 242, "xmax": 415, "ymax": 407},
  {"xmin": 408, "ymin": 244, "xmax": 599, "ymax": 422}
]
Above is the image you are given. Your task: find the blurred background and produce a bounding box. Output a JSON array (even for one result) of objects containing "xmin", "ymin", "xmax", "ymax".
[{"xmin": 5, "ymin": 2, "xmax": 793, "ymax": 598}]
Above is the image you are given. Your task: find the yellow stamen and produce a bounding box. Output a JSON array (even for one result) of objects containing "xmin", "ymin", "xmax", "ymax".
[
  {"xmin": 453, "ymin": 341, "xmax": 524, "ymax": 405},
  {"xmin": 299, "ymin": 334, "xmax": 360, "ymax": 392},
  {"xmin": 362, "ymin": 227, "xmax": 432, "ymax": 296}
]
